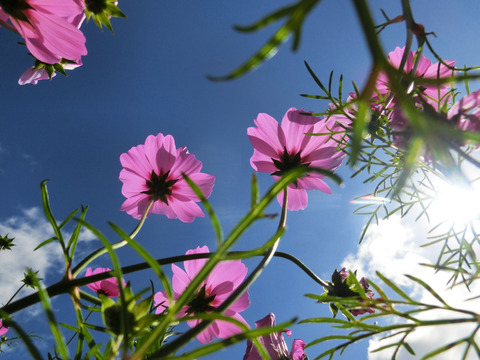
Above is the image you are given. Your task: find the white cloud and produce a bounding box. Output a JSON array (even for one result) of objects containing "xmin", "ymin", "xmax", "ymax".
[
  {"xmin": 0, "ymin": 207, "xmax": 96, "ymax": 306},
  {"xmin": 342, "ymin": 215, "xmax": 480, "ymax": 360}
]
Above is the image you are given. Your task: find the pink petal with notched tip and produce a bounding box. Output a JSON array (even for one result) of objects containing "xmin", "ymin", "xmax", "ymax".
[
  {"xmin": 281, "ymin": 108, "xmax": 317, "ymax": 152},
  {"xmin": 216, "ymin": 310, "xmax": 249, "ymax": 339},
  {"xmin": 171, "ymin": 264, "xmax": 191, "ymax": 295},
  {"xmin": 120, "ymin": 194, "xmax": 150, "ymax": 219},
  {"xmin": 276, "ymin": 187, "xmax": 308, "ymax": 211},
  {"xmin": 16, "ymin": 9, "xmax": 86, "ymax": 64},
  {"xmin": 227, "ymin": 290, "xmax": 250, "ymax": 313},
  {"xmin": 170, "ymin": 147, "xmax": 202, "ymax": 176},
  {"xmin": 168, "ymin": 199, "xmax": 204, "ymax": 223},
  {"xmin": 207, "ymin": 260, "xmax": 247, "ymax": 291},
  {"xmin": 194, "ymin": 320, "xmax": 220, "ymax": 344},
  {"xmin": 120, "ymin": 145, "xmax": 151, "ymax": 179},
  {"xmin": 183, "ymin": 246, "xmax": 209, "ymax": 279},
  {"xmin": 172, "ymin": 173, "xmax": 215, "ymax": 201},
  {"xmin": 250, "ymin": 158, "xmax": 277, "ymax": 173},
  {"xmin": 248, "ymin": 114, "xmax": 285, "ymax": 155},
  {"xmin": 299, "ymin": 177, "xmax": 332, "ymax": 193},
  {"xmin": 144, "ymin": 134, "xmax": 175, "ymax": 176}
]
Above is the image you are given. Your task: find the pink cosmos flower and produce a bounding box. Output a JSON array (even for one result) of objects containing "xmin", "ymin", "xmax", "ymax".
[
  {"xmin": 372, "ymin": 47, "xmax": 455, "ymax": 151},
  {"xmin": 376, "ymin": 46, "xmax": 455, "ymax": 109},
  {"xmin": 0, "ymin": 320, "xmax": 8, "ymax": 336},
  {"xmin": 0, "ymin": 0, "xmax": 87, "ymax": 65},
  {"xmin": 338, "ymin": 268, "xmax": 375, "ymax": 316},
  {"xmin": 154, "ymin": 245, "xmax": 250, "ymax": 344},
  {"xmin": 247, "ymin": 107, "xmax": 347, "ymax": 211},
  {"xmin": 243, "ymin": 313, "xmax": 306, "ymax": 360},
  {"xmin": 85, "ymin": 267, "xmax": 126, "ymax": 297},
  {"xmin": 448, "ymin": 89, "xmax": 480, "ymax": 134},
  {"xmin": 119, "ymin": 133, "xmax": 215, "ymax": 222}
]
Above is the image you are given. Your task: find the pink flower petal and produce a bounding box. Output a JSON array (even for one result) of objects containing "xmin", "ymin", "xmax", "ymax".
[
  {"xmin": 196, "ymin": 321, "xmax": 220, "ymax": 344},
  {"xmin": 120, "ymin": 144, "xmax": 152, "ymax": 179},
  {"xmin": 184, "ymin": 246, "xmax": 209, "ymax": 279},
  {"xmin": 172, "ymin": 173, "xmax": 215, "ymax": 201},
  {"xmin": 18, "ymin": 67, "xmax": 54, "ymax": 85},
  {"xmin": 243, "ymin": 313, "xmax": 305, "ymax": 360},
  {"xmin": 16, "ymin": 8, "xmax": 86, "ymax": 64},
  {"xmin": 0, "ymin": 320, "xmax": 9, "ymax": 337},
  {"xmin": 207, "ymin": 260, "xmax": 247, "ymax": 291},
  {"xmin": 171, "ymin": 264, "xmax": 191, "ymax": 295},
  {"xmin": 85, "ymin": 267, "xmax": 124, "ymax": 297},
  {"xmin": 290, "ymin": 339, "xmax": 307, "ymax": 360},
  {"xmin": 170, "ymin": 147, "xmax": 202, "ymax": 177},
  {"xmin": 276, "ymin": 187, "xmax": 308, "ymax": 211},
  {"xmin": 216, "ymin": 310, "xmax": 248, "ymax": 339},
  {"xmin": 153, "ymin": 291, "xmax": 169, "ymax": 314},
  {"xmin": 281, "ymin": 108, "xmax": 317, "ymax": 153},
  {"xmin": 299, "ymin": 176, "xmax": 332, "ymax": 193},
  {"xmin": 168, "ymin": 199, "xmax": 204, "ymax": 223},
  {"xmin": 227, "ymin": 290, "xmax": 250, "ymax": 313}
]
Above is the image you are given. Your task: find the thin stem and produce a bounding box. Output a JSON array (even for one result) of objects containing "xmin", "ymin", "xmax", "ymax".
[
  {"xmin": 450, "ymin": 142, "xmax": 480, "ymax": 168},
  {"xmin": 5, "ymin": 284, "xmax": 25, "ymax": 306},
  {"xmin": 66, "ymin": 311, "xmax": 92, "ymax": 347},
  {"xmin": 1, "ymin": 250, "xmax": 329, "ymax": 315},
  {"xmin": 72, "ymin": 200, "xmax": 154, "ymax": 277}
]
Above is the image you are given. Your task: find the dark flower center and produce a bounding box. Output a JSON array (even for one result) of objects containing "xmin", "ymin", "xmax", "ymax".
[
  {"xmin": 271, "ymin": 146, "xmax": 310, "ymax": 186},
  {"xmin": 186, "ymin": 284, "xmax": 216, "ymax": 315},
  {"xmin": 142, "ymin": 170, "xmax": 178, "ymax": 205},
  {"xmin": 97, "ymin": 289, "xmax": 108, "ymax": 296}
]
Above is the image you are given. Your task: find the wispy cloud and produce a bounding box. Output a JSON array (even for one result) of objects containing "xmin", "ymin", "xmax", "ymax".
[
  {"xmin": 0, "ymin": 207, "xmax": 96, "ymax": 306},
  {"xmin": 342, "ymin": 215, "xmax": 480, "ymax": 360}
]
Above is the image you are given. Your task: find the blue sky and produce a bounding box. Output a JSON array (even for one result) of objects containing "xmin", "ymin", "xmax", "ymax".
[{"xmin": 2, "ymin": 0, "xmax": 480, "ymax": 359}]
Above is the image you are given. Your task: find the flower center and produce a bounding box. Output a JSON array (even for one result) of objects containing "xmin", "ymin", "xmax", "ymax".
[
  {"xmin": 271, "ymin": 146, "xmax": 310, "ymax": 186},
  {"xmin": 97, "ymin": 289, "xmax": 108, "ymax": 296},
  {"xmin": 186, "ymin": 284, "xmax": 216, "ymax": 315},
  {"xmin": 142, "ymin": 170, "xmax": 178, "ymax": 205}
]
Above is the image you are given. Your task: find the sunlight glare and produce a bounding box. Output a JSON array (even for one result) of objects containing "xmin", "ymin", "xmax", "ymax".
[{"xmin": 430, "ymin": 181, "xmax": 480, "ymax": 226}]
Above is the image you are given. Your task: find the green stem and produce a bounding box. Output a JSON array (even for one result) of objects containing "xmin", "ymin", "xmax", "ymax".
[
  {"xmin": 72, "ymin": 200, "xmax": 154, "ymax": 277},
  {"xmin": 5, "ymin": 284, "xmax": 25, "ymax": 306},
  {"xmin": 1, "ymin": 250, "xmax": 329, "ymax": 315}
]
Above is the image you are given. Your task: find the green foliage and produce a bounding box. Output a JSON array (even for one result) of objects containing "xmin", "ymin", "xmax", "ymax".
[
  {"xmin": 85, "ymin": 0, "xmax": 126, "ymax": 33},
  {"xmin": 302, "ymin": 272, "xmax": 480, "ymax": 360},
  {"xmin": 208, "ymin": 0, "xmax": 322, "ymax": 80},
  {"xmin": 100, "ymin": 286, "xmax": 161, "ymax": 339}
]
